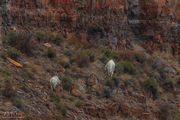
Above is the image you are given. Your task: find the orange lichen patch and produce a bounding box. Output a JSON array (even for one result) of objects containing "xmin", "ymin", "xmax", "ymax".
[{"xmin": 7, "ymin": 57, "xmax": 23, "ymax": 68}]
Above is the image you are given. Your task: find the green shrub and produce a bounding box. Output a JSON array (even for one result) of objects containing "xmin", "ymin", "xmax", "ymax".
[
  {"xmin": 162, "ymin": 77, "xmax": 175, "ymax": 91},
  {"xmin": 35, "ymin": 31, "xmax": 64, "ymax": 45},
  {"xmin": 3, "ymin": 32, "xmax": 33, "ymax": 56},
  {"xmin": 75, "ymin": 100, "xmax": 85, "ymax": 108},
  {"xmin": 100, "ymin": 55, "xmax": 109, "ymax": 64},
  {"xmin": 62, "ymin": 76, "xmax": 74, "ymax": 91},
  {"xmin": 101, "ymin": 48, "xmax": 118, "ymax": 61},
  {"xmin": 49, "ymin": 91, "xmax": 67, "ymax": 116},
  {"xmin": 7, "ymin": 47, "xmax": 21, "ymax": 59},
  {"xmin": 1, "ymin": 70, "xmax": 16, "ymax": 98},
  {"xmin": 105, "ymin": 80, "xmax": 114, "ymax": 89},
  {"xmin": 12, "ymin": 96, "xmax": 23, "ymax": 109},
  {"xmin": 115, "ymin": 62, "xmax": 124, "ymax": 74},
  {"xmin": 134, "ymin": 53, "xmax": 146, "ymax": 64},
  {"xmin": 103, "ymin": 87, "xmax": 112, "ymax": 98},
  {"xmin": 49, "ymin": 91, "xmax": 60, "ymax": 103},
  {"xmin": 84, "ymin": 50, "xmax": 95, "ymax": 62},
  {"xmin": 47, "ymin": 48, "xmax": 56, "ymax": 59},
  {"xmin": 174, "ymin": 110, "xmax": 180, "ymax": 120},
  {"xmin": 35, "ymin": 31, "xmax": 47, "ymax": 42},
  {"xmin": 56, "ymin": 102, "xmax": 67, "ymax": 116},
  {"xmin": 176, "ymin": 80, "xmax": 180, "ymax": 89},
  {"xmin": 87, "ymin": 24, "xmax": 105, "ymax": 38},
  {"xmin": 124, "ymin": 79, "xmax": 133, "ymax": 87},
  {"xmin": 144, "ymin": 78, "xmax": 159, "ymax": 98},
  {"xmin": 1, "ymin": 70, "xmax": 11, "ymax": 80},
  {"xmin": 122, "ymin": 61, "xmax": 135, "ymax": 74},
  {"xmin": 105, "ymin": 77, "xmax": 120, "ymax": 89},
  {"xmin": 113, "ymin": 77, "xmax": 120, "ymax": 88},
  {"xmin": 95, "ymin": 91, "xmax": 101, "ymax": 97},
  {"xmin": 2, "ymin": 79, "xmax": 16, "ymax": 98},
  {"xmin": 76, "ymin": 51, "xmax": 91, "ymax": 67},
  {"xmin": 2, "ymin": 32, "xmax": 18, "ymax": 46},
  {"xmin": 117, "ymin": 61, "xmax": 135, "ymax": 74},
  {"xmin": 49, "ymin": 33, "xmax": 64, "ymax": 45},
  {"xmin": 141, "ymin": 35, "xmax": 152, "ymax": 41}
]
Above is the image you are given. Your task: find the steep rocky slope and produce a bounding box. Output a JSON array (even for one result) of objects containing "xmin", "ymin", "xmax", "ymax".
[{"xmin": 0, "ymin": 0, "xmax": 179, "ymax": 120}]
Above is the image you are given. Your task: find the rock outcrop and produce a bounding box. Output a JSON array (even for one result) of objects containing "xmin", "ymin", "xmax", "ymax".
[{"xmin": 0, "ymin": 1, "xmax": 179, "ymax": 119}]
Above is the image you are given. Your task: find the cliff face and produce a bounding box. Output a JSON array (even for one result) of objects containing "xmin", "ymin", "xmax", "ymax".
[
  {"xmin": 0, "ymin": 1, "xmax": 179, "ymax": 120},
  {"xmin": 0, "ymin": 0, "xmax": 179, "ymax": 58},
  {"xmin": 127, "ymin": 0, "xmax": 179, "ymax": 58}
]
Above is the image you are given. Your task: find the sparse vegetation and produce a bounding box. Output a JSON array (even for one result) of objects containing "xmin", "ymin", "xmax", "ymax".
[
  {"xmin": 176, "ymin": 80, "xmax": 180, "ymax": 89},
  {"xmin": 174, "ymin": 110, "xmax": 180, "ymax": 120},
  {"xmin": 116, "ymin": 61, "xmax": 135, "ymax": 74},
  {"xmin": 12, "ymin": 96, "xmax": 23, "ymax": 109},
  {"xmin": 159, "ymin": 103, "xmax": 175, "ymax": 120},
  {"xmin": 76, "ymin": 50, "xmax": 91, "ymax": 67},
  {"xmin": 105, "ymin": 80, "xmax": 114, "ymax": 89},
  {"xmin": 105, "ymin": 77, "xmax": 119, "ymax": 89},
  {"xmin": 115, "ymin": 62, "xmax": 124, "ymax": 74},
  {"xmin": 134, "ymin": 53, "xmax": 146, "ymax": 64},
  {"xmin": 84, "ymin": 49, "xmax": 95, "ymax": 62},
  {"xmin": 1, "ymin": 70, "xmax": 11, "ymax": 80},
  {"xmin": 1, "ymin": 71, "xmax": 16, "ymax": 98},
  {"xmin": 35, "ymin": 31, "xmax": 64, "ymax": 45},
  {"xmin": 62, "ymin": 76, "xmax": 74, "ymax": 91},
  {"xmin": 144, "ymin": 78, "xmax": 159, "ymax": 98},
  {"xmin": 1, "ymin": 72, "xmax": 23, "ymax": 108},
  {"xmin": 119, "ymin": 51, "xmax": 134, "ymax": 61},
  {"xmin": 56, "ymin": 102, "xmax": 67, "ymax": 116},
  {"xmin": 7, "ymin": 47, "xmax": 21, "ymax": 59},
  {"xmin": 25, "ymin": 113, "xmax": 33, "ymax": 120},
  {"xmin": 0, "ymin": 3, "xmax": 179, "ymax": 119},
  {"xmin": 2, "ymin": 32, "xmax": 18, "ymax": 46},
  {"xmin": 2, "ymin": 78, "xmax": 16, "ymax": 98},
  {"xmin": 124, "ymin": 79, "xmax": 133, "ymax": 87},
  {"xmin": 49, "ymin": 91, "xmax": 67, "ymax": 115},
  {"xmin": 50, "ymin": 91, "xmax": 60, "ymax": 103},
  {"xmin": 162, "ymin": 77, "xmax": 175, "ymax": 91},
  {"xmin": 35, "ymin": 31, "xmax": 47, "ymax": 42},
  {"xmin": 121, "ymin": 61, "xmax": 135, "ymax": 74},
  {"xmin": 103, "ymin": 87, "xmax": 112, "ymax": 98},
  {"xmin": 47, "ymin": 48, "xmax": 56, "ymax": 59},
  {"xmin": 49, "ymin": 33, "xmax": 64, "ymax": 45},
  {"xmin": 3, "ymin": 31, "xmax": 33, "ymax": 56},
  {"xmin": 101, "ymin": 48, "xmax": 119, "ymax": 62},
  {"xmin": 75, "ymin": 100, "xmax": 85, "ymax": 108},
  {"xmin": 58, "ymin": 55, "xmax": 70, "ymax": 68},
  {"xmin": 113, "ymin": 77, "xmax": 120, "ymax": 88},
  {"xmin": 87, "ymin": 24, "xmax": 105, "ymax": 38}
]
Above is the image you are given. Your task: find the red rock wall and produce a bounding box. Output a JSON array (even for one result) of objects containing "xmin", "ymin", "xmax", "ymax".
[
  {"xmin": 0, "ymin": 0, "xmax": 179, "ymax": 57},
  {"xmin": 175, "ymin": 1, "xmax": 180, "ymax": 22}
]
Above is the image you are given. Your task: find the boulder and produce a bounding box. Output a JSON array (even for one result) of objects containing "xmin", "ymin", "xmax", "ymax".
[
  {"xmin": 153, "ymin": 57, "xmax": 167, "ymax": 69},
  {"xmin": 86, "ymin": 74, "xmax": 98, "ymax": 89},
  {"xmin": 162, "ymin": 66, "xmax": 177, "ymax": 77},
  {"xmin": 71, "ymin": 79, "xmax": 86, "ymax": 97}
]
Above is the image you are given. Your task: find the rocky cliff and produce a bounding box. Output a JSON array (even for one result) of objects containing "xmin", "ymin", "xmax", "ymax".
[
  {"xmin": 0, "ymin": 0, "xmax": 179, "ymax": 120},
  {"xmin": 0, "ymin": 0, "xmax": 179, "ymax": 58}
]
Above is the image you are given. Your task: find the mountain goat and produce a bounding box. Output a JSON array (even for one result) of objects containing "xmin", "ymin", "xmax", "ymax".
[
  {"xmin": 105, "ymin": 59, "xmax": 115, "ymax": 77},
  {"xmin": 50, "ymin": 76, "xmax": 61, "ymax": 91}
]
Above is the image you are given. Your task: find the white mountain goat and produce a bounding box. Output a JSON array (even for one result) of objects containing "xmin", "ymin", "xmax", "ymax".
[
  {"xmin": 105, "ymin": 59, "xmax": 115, "ymax": 77},
  {"xmin": 50, "ymin": 76, "xmax": 61, "ymax": 91}
]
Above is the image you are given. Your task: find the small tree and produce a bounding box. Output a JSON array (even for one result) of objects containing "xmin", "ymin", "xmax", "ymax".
[{"xmin": 144, "ymin": 78, "xmax": 159, "ymax": 99}]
